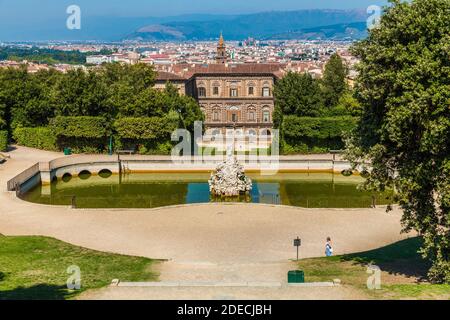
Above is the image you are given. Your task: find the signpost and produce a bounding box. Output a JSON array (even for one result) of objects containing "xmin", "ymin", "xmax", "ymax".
[{"xmin": 293, "ymin": 236, "xmax": 301, "ymax": 261}]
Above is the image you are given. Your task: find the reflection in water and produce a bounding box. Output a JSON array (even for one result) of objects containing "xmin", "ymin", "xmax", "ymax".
[{"xmin": 21, "ymin": 172, "xmax": 393, "ymax": 209}]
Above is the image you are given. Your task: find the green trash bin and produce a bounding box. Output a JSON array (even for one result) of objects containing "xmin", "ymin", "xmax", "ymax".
[
  {"xmin": 64, "ymin": 147, "xmax": 72, "ymax": 155},
  {"xmin": 288, "ymin": 270, "xmax": 305, "ymax": 283}
]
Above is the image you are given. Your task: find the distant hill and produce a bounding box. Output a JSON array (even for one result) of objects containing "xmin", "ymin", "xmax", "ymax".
[
  {"xmin": 126, "ymin": 9, "xmax": 368, "ymax": 41},
  {"xmin": 0, "ymin": 9, "xmax": 369, "ymax": 42},
  {"xmin": 267, "ymin": 22, "xmax": 368, "ymax": 40}
]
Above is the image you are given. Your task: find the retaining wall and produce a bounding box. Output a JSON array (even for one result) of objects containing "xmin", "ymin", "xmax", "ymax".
[{"xmin": 7, "ymin": 154, "xmax": 357, "ymax": 193}]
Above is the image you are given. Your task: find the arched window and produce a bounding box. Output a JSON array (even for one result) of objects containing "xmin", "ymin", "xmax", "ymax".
[
  {"xmin": 260, "ymin": 129, "xmax": 272, "ymax": 137},
  {"xmin": 263, "ymin": 110, "xmax": 270, "ymax": 122},
  {"xmin": 213, "ymin": 110, "xmax": 220, "ymax": 121},
  {"xmin": 198, "ymin": 87, "xmax": 206, "ymax": 97},
  {"xmin": 248, "ymin": 111, "xmax": 255, "ymax": 121}
]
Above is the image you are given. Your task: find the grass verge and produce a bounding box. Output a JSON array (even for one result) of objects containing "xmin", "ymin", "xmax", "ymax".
[
  {"xmin": 0, "ymin": 235, "xmax": 159, "ymax": 300},
  {"xmin": 297, "ymin": 237, "xmax": 450, "ymax": 300}
]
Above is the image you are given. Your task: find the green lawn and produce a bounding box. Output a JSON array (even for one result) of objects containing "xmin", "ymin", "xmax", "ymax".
[
  {"xmin": 297, "ymin": 237, "xmax": 450, "ymax": 300},
  {"xmin": 0, "ymin": 235, "xmax": 159, "ymax": 300}
]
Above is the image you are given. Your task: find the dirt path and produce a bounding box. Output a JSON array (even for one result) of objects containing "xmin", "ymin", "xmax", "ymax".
[{"xmin": 0, "ymin": 146, "xmax": 407, "ymax": 300}]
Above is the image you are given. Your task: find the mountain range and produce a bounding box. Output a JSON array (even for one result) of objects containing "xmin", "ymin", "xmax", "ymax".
[
  {"xmin": 126, "ymin": 9, "xmax": 369, "ymax": 41},
  {"xmin": 1, "ymin": 9, "xmax": 370, "ymax": 42}
]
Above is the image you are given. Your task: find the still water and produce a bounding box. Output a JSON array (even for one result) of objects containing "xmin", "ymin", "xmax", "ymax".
[{"xmin": 21, "ymin": 172, "xmax": 393, "ymax": 209}]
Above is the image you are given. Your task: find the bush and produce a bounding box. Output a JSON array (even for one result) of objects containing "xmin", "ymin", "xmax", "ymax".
[
  {"xmin": 49, "ymin": 116, "xmax": 109, "ymax": 153},
  {"xmin": 0, "ymin": 130, "xmax": 7, "ymax": 152},
  {"xmin": 13, "ymin": 127, "xmax": 58, "ymax": 151},
  {"xmin": 114, "ymin": 117, "xmax": 177, "ymax": 140},
  {"xmin": 50, "ymin": 116, "xmax": 108, "ymax": 138},
  {"xmin": 282, "ymin": 116, "xmax": 357, "ymax": 153},
  {"xmin": 114, "ymin": 117, "xmax": 177, "ymax": 154}
]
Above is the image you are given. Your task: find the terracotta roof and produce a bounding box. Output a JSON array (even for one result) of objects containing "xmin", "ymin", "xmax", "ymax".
[
  {"xmin": 172, "ymin": 63, "xmax": 285, "ymax": 78},
  {"xmin": 156, "ymin": 71, "xmax": 187, "ymax": 81}
]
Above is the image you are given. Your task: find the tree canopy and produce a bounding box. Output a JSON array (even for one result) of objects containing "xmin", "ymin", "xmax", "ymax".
[
  {"xmin": 347, "ymin": 0, "xmax": 450, "ymax": 283},
  {"xmin": 0, "ymin": 62, "xmax": 204, "ymax": 154},
  {"xmin": 321, "ymin": 53, "xmax": 348, "ymax": 108}
]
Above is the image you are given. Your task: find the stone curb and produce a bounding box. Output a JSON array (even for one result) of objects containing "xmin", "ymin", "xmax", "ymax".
[{"xmin": 113, "ymin": 280, "xmax": 340, "ymax": 288}]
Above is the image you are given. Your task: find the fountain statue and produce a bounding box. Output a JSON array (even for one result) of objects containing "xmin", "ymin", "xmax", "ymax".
[{"xmin": 208, "ymin": 154, "xmax": 253, "ymax": 197}]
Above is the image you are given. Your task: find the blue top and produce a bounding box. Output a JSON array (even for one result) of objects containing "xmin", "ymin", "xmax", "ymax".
[{"xmin": 325, "ymin": 243, "xmax": 333, "ymax": 257}]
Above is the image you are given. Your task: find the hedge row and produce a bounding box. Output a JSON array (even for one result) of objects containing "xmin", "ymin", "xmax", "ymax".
[
  {"xmin": 50, "ymin": 116, "xmax": 109, "ymax": 138},
  {"xmin": 0, "ymin": 130, "xmax": 7, "ymax": 152},
  {"xmin": 283, "ymin": 116, "xmax": 357, "ymax": 139},
  {"xmin": 114, "ymin": 117, "xmax": 177, "ymax": 140},
  {"xmin": 13, "ymin": 127, "xmax": 58, "ymax": 151},
  {"xmin": 12, "ymin": 116, "xmax": 179, "ymax": 155},
  {"xmin": 282, "ymin": 116, "xmax": 357, "ymax": 153}
]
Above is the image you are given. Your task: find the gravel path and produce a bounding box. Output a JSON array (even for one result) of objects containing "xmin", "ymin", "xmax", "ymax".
[{"xmin": 0, "ymin": 146, "xmax": 409, "ymax": 300}]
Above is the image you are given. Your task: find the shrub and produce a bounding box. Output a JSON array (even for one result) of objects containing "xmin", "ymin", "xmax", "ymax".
[
  {"xmin": 13, "ymin": 127, "xmax": 58, "ymax": 151},
  {"xmin": 50, "ymin": 116, "xmax": 108, "ymax": 138},
  {"xmin": 114, "ymin": 117, "xmax": 177, "ymax": 154},
  {"xmin": 49, "ymin": 116, "xmax": 109, "ymax": 153},
  {"xmin": 282, "ymin": 116, "xmax": 358, "ymax": 153},
  {"xmin": 0, "ymin": 130, "xmax": 7, "ymax": 152},
  {"xmin": 114, "ymin": 117, "xmax": 177, "ymax": 140}
]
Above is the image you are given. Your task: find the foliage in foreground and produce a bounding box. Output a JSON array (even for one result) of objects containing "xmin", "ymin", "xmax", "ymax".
[
  {"xmin": 0, "ymin": 130, "xmax": 7, "ymax": 152},
  {"xmin": 0, "ymin": 236, "xmax": 158, "ymax": 300},
  {"xmin": 346, "ymin": 0, "xmax": 450, "ymax": 283}
]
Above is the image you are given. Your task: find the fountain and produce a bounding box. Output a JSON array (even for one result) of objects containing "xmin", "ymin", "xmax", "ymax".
[{"xmin": 208, "ymin": 154, "xmax": 253, "ymax": 198}]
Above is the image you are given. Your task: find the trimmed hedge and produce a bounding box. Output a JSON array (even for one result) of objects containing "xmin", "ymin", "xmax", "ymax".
[
  {"xmin": 114, "ymin": 117, "xmax": 177, "ymax": 140},
  {"xmin": 49, "ymin": 116, "xmax": 109, "ymax": 153},
  {"xmin": 282, "ymin": 116, "xmax": 357, "ymax": 154},
  {"xmin": 114, "ymin": 117, "xmax": 178, "ymax": 155},
  {"xmin": 0, "ymin": 130, "xmax": 7, "ymax": 152},
  {"xmin": 50, "ymin": 116, "xmax": 109, "ymax": 138},
  {"xmin": 13, "ymin": 127, "xmax": 58, "ymax": 151}
]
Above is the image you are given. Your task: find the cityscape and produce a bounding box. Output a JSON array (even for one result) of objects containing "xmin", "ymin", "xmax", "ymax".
[{"xmin": 0, "ymin": 0, "xmax": 448, "ymax": 310}]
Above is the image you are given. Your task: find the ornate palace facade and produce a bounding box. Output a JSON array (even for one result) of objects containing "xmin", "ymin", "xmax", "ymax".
[{"xmin": 156, "ymin": 35, "xmax": 283, "ymax": 136}]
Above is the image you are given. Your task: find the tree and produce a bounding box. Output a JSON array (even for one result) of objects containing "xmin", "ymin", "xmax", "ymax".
[
  {"xmin": 322, "ymin": 53, "xmax": 348, "ymax": 108},
  {"xmin": 346, "ymin": 0, "xmax": 450, "ymax": 283},
  {"xmin": 274, "ymin": 72, "xmax": 324, "ymax": 117}
]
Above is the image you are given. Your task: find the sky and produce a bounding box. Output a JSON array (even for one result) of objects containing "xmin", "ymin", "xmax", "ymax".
[
  {"xmin": 0, "ymin": 0, "xmax": 389, "ymax": 22},
  {"xmin": 0, "ymin": 0, "xmax": 389, "ymax": 41}
]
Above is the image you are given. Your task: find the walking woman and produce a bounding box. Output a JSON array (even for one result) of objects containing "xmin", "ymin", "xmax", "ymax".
[{"xmin": 325, "ymin": 237, "xmax": 333, "ymax": 257}]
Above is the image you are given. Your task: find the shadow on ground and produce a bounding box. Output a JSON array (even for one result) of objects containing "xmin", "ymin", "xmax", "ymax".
[
  {"xmin": 342, "ymin": 237, "xmax": 429, "ymax": 281},
  {"xmin": 0, "ymin": 284, "xmax": 74, "ymax": 300}
]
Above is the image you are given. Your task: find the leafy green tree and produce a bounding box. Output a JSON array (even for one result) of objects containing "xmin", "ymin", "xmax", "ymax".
[
  {"xmin": 346, "ymin": 0, "xmax": 450, "ymax": 283},
  {"xmin": 274, "ymin": 72, "xmax": 324, "ymax": 117},
  {"xmin": 321, "ymin": 53, "xmax": 348, "ymax": 108}
]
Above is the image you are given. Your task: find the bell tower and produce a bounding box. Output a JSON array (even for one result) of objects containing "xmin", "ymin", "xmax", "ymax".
[{"xmin": 216, "ymin": 32, "xmax": 227, "ymax": 64}]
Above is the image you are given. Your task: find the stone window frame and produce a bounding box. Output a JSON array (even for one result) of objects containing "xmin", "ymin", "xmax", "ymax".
[
  {"xmin": 262, "ymin": 106, "xmax": 271, "ymax": 123},
  {"xmin": 247, "ymin": 105, "xmax": 257, "ymax": 122},
  {"xmin": 212, "ymin": 81, "xmax": 220, "ymax": 96},
  {"xmin": 247, "ymin": 81, "xmax": 256, "ymax": 96},
  {"xmin": 212, "ymin": 107, "xmax": 221, "ymax": 122},
  {"xmin": 198, "ymin": 87, "xmax": 207, "ymax": 97}
]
